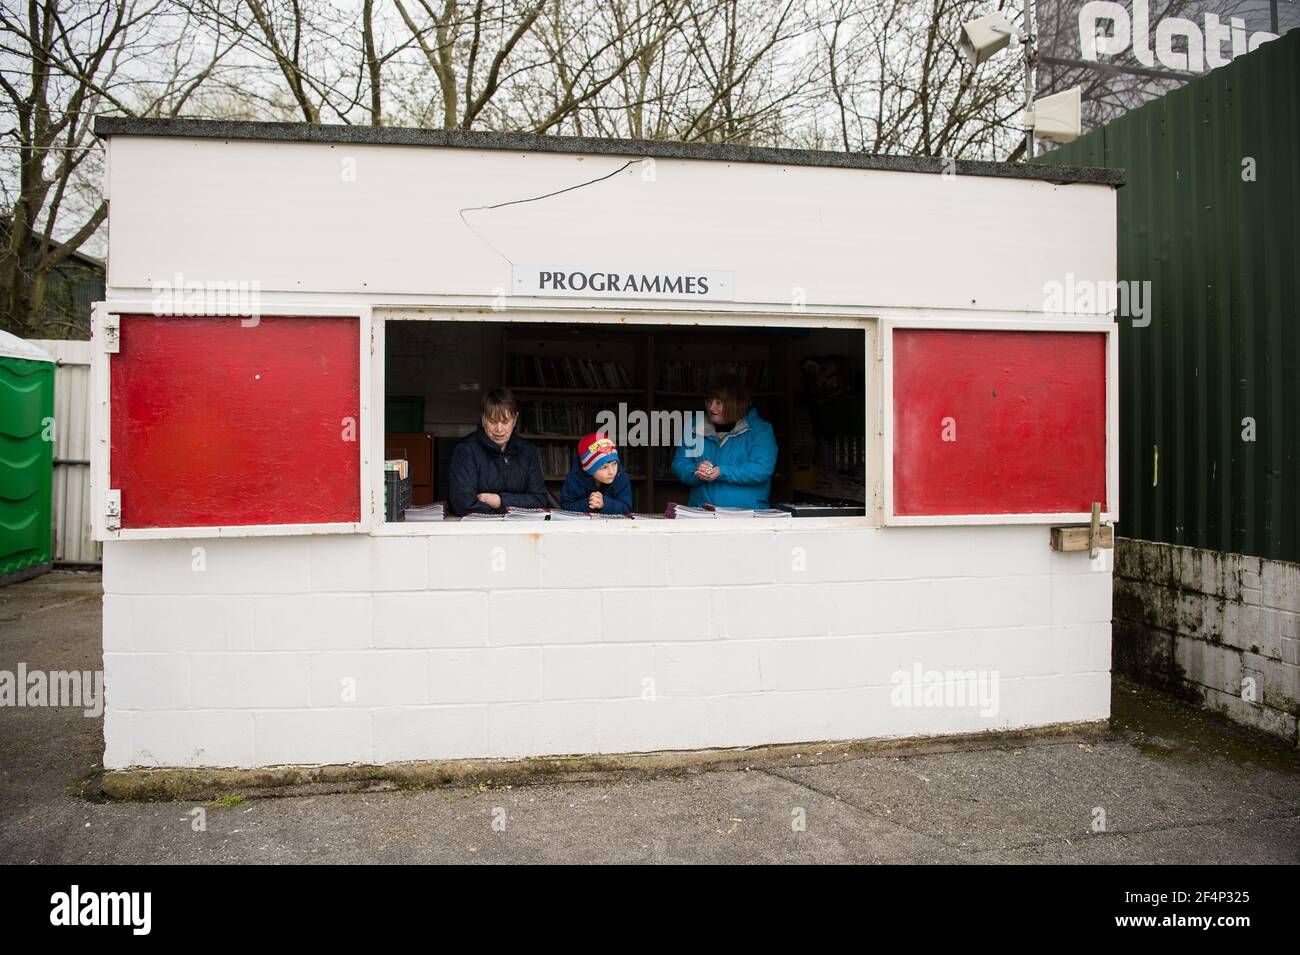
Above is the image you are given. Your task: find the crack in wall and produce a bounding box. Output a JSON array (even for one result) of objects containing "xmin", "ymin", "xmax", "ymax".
[{"xmin": 457, "ymin": 158, "xmax": 643, "ymax": 267}]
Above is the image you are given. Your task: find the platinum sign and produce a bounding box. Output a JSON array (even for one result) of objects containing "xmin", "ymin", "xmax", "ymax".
[
  {"xmin": 1078, "ymin": 0, "xmax": 1280, "ymax": 71},
  {"xmin": 1036, "ymin": 0, "xmax": 1297, "ymax": 133}
]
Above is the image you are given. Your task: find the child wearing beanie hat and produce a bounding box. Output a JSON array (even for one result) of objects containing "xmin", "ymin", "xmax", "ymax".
[{"xmin": 558, "ymin": 432, "xmax": 634, "ymax": 513}]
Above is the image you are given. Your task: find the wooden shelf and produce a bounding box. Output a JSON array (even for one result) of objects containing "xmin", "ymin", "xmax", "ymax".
[
  {"xmin": 504, "ymin": 323, "xmax": 797, "ymax": 510},
  {"xmin": 507, "ymin": 386, "xmax": 642, "ymax": 396},
  {"xmin": 653, "ymin": 390, "xmax": 784, "ymax": 398}
]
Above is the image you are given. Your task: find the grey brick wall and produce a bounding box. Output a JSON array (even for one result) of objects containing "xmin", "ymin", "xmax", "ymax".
[{"xmin": 1114, "ymin": 539, "xmax": 1300, "ymax": 746}]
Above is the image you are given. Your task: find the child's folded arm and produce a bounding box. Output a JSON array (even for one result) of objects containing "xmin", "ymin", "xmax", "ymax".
[
  {"xmin": 602, "ymin": 473, "xmax": 634, "ymax": 513},
  {"xmin": 557, "ymin": 465, "xmax": 591, "ymax": 511}
]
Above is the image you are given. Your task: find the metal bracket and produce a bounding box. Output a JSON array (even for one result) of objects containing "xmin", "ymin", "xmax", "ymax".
[
  {"xmin": 102, "ymin": 314, "xmax": 121, "ymax": 353},
  {"xmin": 105, "ymin": 489, "xmax": 122, "ymax": 531}
]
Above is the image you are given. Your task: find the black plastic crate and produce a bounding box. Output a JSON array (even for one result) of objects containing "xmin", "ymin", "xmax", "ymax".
[{"xmin": 385, "ymin": 471, "xmax": 412, "ymax": 522}]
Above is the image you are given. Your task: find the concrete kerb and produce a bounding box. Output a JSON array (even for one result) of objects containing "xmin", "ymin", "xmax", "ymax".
[{"xmin": 96, "ymin": 719, "xmax": 1110, "ymax": 802}]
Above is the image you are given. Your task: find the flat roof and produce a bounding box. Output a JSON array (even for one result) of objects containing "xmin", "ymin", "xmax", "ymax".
[{"xmin": 94, "ymin": 117, "xmax": 1124, "ymax": 187}]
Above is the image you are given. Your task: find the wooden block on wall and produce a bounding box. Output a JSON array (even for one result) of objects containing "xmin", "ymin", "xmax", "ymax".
[{"xmin": 1050, "ymin": 525, "xmax": 1114, "ymax": 552}]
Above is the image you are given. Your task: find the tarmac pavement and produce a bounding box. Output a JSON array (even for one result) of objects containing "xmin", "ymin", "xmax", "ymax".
[{"xmin": 2, "ymin": 571, "xmax": 1297, "ymax": 864}]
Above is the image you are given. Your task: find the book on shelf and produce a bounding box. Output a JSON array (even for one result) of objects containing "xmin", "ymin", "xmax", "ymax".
[
  {"xmin": 653, "ymin": 446, "xmax": 674, "ymax": 478},
  {"xmin": 548, "ymin": 509, "xmax": 592, "ymax": 521},
  {"xmin": 656, "ymin": 359, "xmax": 774, "ymax": 393},
  {"xmin": 540, "ymin": 445, "xmax": 575, "ymax": 476},
  {"xmin": 461, "ymin": 512, "xmax": 506, "ymax": 521},
  {"xmin": 508, "ymin": 353, "xmax": 633, "ymax": 390},
  {"xmin": 518, "ymin": 400, "xmax": 611, "ymax": 435}
]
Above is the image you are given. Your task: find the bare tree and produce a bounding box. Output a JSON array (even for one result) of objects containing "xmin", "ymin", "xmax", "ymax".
[
  {"xmin": 0, "ymin": 1, "xmax": 234, "ymax": 337},
  {"xmin": 1, "ymin": 0, "xmax": 1051, "ymax": 339},
  {"xmin": 803, "ymin": 0, "xmax": 1025, "ymax": 159}
]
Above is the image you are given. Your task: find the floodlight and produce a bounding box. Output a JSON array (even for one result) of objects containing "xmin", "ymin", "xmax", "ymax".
[{"xmin": 960, "ymin": 12, "xmax": 1014, "ymax": 66}]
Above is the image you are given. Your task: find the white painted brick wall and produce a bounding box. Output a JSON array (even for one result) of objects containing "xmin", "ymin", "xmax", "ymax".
[
  {"xmin": 101, "ymin": 524, "xmax": 1114, "ymax": 769},
  {"xmin": 124, "ymin": 710, "xmax": 255, "ymax": 768},
  {"xmin": 189, "ymin": 652, "xmax": 311, "ymax": 709},
  {"xmin": 426, "ymin": 648, "xmax": 540, "ymax": 704},
  {"xmin": 374, "ymin": 705, "xmax": 486, "ymax": 763},
  {"xmin": 254, "ymin": 709, "xmax": 371, "ymax": 765},
  {"xmin": 253, "ymin": 595, "xmax": 371, "ymax": 651},
  {"xmin": 372, "ymin": 592, "xmax": 488, "ymax": 647},
  {"xmin": 103, "ymin": 653, "xmax": 190, "ymax": 710},
  {"xmin": 310, "ymin": 650, "xmax": 428, "ymax": 706},
  {"xmin": 488, "ymin": 590, "xmax": 589, "ymax": 645},
  {"xmin": 541, "ymin": 645, "xmax": 655, "ymax": 701}
]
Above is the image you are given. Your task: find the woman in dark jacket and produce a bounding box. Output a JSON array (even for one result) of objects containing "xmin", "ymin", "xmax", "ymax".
[{"xmin": 448, "ymin": 388, "xmax": 548, "ymax": 516}]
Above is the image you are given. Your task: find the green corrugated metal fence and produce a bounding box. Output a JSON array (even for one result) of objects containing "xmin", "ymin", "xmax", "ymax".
[{"xmin": 1037, "ymin": 30, "xmax": 1299, "ymax": 563}]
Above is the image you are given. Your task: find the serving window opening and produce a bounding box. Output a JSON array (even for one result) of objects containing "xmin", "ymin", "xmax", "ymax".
[{"xmin": 381, "ymin": 319, "xmax": 869, "ymax": 522}]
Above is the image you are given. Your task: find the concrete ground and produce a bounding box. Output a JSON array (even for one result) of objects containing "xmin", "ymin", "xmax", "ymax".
[{"xmin": 1, "ymin": 570, "xmax": 1297, "ymax": 864}]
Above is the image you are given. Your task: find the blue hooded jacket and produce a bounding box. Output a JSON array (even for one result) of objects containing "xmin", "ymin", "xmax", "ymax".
[
  {"xmin": 557, "ymin": 454, "xmax": 634, "ymax": 513},
  {"xmin": 671, "ymin": 408, "xmax": 778, "ymax": 509}
]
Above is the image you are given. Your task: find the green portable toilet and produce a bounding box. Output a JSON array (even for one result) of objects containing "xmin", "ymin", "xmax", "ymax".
[{"xmin": 0, "ymin": 331, "xmax": 54, "ymax": 586}]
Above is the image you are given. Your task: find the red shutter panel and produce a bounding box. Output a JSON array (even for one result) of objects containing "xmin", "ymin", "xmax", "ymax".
[
  {"xmin": 891, "ymin": 327, "xmax": 1110, "ymax": 519},
  {"xmin": 109, "ymin": 315, "xmax": 361, "ymax": 529}
]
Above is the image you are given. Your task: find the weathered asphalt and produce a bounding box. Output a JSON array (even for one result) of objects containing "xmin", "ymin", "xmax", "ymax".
[{"xmin": 1, "ymin": 571, "xmax": 1297, "ymax": 864}]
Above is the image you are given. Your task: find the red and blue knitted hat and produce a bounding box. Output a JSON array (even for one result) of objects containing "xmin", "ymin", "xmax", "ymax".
[{"xmin": 579, "ymin": 432, "xmax": 619, "ymax": 474}]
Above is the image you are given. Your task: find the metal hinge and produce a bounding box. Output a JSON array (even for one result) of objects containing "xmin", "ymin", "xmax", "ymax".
[
  {"xmin": 102, "ymin": 314, "xmax": 120, "ymax": 353},
  {"xmin": 105, "ymin": 489, "xmax": 122, "ymax": 531}
]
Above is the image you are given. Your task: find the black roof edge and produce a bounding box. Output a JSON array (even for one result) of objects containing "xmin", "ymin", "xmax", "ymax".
[{"xmin": 94, "ymin": 117, "xmax": 1125, "ymax": 187}]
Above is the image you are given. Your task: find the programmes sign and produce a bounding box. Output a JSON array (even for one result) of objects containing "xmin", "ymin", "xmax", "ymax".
[{"xmin": 512, "ymin": 265, "xmax": 735, "ymax": 301}]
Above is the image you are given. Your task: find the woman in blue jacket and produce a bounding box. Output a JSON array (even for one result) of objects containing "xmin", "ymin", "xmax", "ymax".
[{"xmin": 670, "ymin": 373, "xmax": 778, "ymax": 509}]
